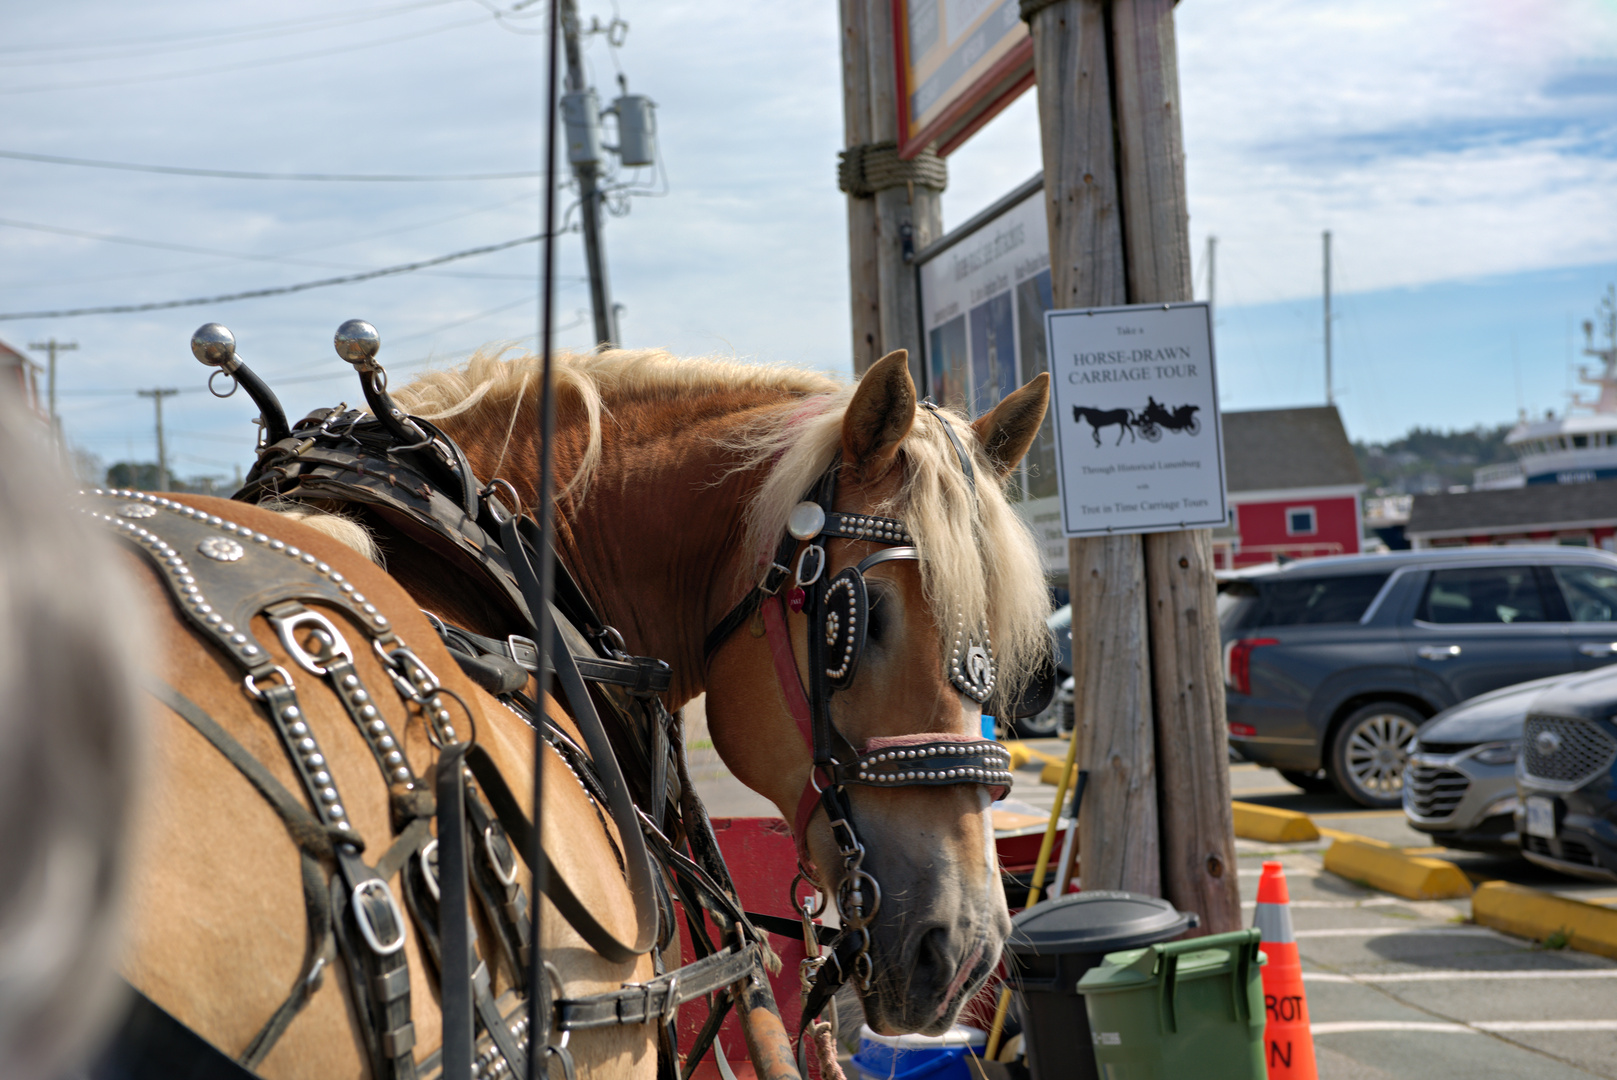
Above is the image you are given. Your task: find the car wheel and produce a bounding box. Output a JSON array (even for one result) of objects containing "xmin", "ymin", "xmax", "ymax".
[
  {"xmin": 1013, "ymin": 701, "xmax": 1062, "ymax": 739},
  {"xmin": 1279, "ymin": 769, "xmax": 1335, "ymax": 794},
  {"xmin": 1328, "ymin": 702, "xmax": 1422, "ymax": 809}
]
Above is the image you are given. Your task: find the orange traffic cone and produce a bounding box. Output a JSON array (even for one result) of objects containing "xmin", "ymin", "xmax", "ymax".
[{"xmin": 1253, "ymin": 861, "xmax": 1318, "ymax": 1080}]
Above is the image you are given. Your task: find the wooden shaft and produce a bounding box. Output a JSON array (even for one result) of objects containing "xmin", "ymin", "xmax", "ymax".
[{"xmin": 735, "ymin": 970, "xmax": 802, "ymax": 1080}]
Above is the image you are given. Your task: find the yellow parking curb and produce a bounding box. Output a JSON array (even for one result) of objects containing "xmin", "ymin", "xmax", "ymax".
[
  {"xmin": 1231, "ymin": 801, "xmax": 1320, "ymax": 843},
  {"xmin": 1005, "ymin": 743, "xmax": 1031, "ymax": 770},
  {"xmin": 1473, "ymin": 882, "xmax": 1617, "ymax": 960},
  {"xmin": 1322, "ymin": 836, "xmax": 1473, "ymax": 900},
  {"xmin": 1040, "ymin": 760, "xmax": 1076, "ymax": 786}
]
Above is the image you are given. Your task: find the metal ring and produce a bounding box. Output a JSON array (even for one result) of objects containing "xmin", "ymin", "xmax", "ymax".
[
  {"xmin": 480, "ymin": 478, "xmax": 522, "ymax": 521},
  {"xmin": 791, "ymin": 873, "xmax": 828, "ymax": 919},
  {"xmin": 596, "ymin": 624, "xmax": 627, "ymax": 658},
  {"xmin": 243, "ymin": 665, "xmax": 295, "ymax": 701},
  {"xmin": 207, "ymin": 369, "xmax": 239, "ymax": 399},
  {"xmin": 795, "ymin": 544, "xmax": 826, "ymax": 588}
]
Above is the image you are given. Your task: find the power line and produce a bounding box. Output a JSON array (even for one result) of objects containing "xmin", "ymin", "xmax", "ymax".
[
  {"xmin": 0, "ymin": 231, "xmax": 552, "ymax": 321},
  {"xmin": 0, "ymin": 0, "xmax": 459, "ymax": 66},
  {"xmin": 0, "ymin": 13, "xmax": 506, "ymax": 96},
  {"xmin": 0, "ymin": 149, "xmax": 543, "ymax": 181}
]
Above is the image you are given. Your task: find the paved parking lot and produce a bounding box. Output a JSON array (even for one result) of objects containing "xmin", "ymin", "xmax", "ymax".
[{"xmin": 681, "ymin": 707, "xmax": 1617, "ymax": 1077}]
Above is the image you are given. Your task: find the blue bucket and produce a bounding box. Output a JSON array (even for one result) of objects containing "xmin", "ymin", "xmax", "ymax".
[{"xmin": 850, "ymin": 1025, "xmax": 986, "ymax": 1080}]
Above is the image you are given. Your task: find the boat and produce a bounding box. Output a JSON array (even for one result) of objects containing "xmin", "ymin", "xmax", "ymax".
[{"xmin": 1475, "ymin": 287, "xmax": 1617, "ymax": 490}]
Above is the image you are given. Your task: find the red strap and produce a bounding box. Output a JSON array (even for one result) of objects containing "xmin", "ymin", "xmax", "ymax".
[{"xmin": 762, "ymin": 596, "xmax": 826, "ymax": 876}]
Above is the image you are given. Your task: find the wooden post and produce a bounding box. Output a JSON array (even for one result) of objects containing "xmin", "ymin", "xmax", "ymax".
[
  {"xmin": 839, "ymin": 0, "xmax": 945, "ymax": 381},
  {"xmin": 1027, "ymin": 0, "xmax": 1160, "ymax": 897},
  {"xmin": 1027, "ymin": 0, "xmax": 1237, "ymax": 924},
  {"xmin": 1111, "ymin": 0, "xmax": 1241, "ymax": 934}
]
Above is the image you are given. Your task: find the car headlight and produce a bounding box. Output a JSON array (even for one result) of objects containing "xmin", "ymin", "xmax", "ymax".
[{"xmin": 1471, "ymin": 740, "xmax": 1521, "ymax": 766}]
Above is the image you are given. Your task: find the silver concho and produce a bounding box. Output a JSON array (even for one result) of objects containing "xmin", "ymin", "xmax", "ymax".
[
  {"xmin": 117, "ymin": 503, "xmax": 158, "ymax": 519},
  {"xmin": 197, "ymin": 536, "xmax": 245, "ymax": 563},
  {"xmin": 1535, "ymin": 729, "xmax": 1562, "ymax": 757},
  {"xmin": 787, "ymin": 501, "xmax": 826, "ymax": 541},
  {"xmin": 949, "ymin": 621, "xmax": 996, "ymax": 703}
]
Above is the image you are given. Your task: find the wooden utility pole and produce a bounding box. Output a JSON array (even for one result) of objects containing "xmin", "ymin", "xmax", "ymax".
[
  {"xmin": 838, "ymin": 0, "xmax": 946, "ymax": 381},
  {"xmin": 28, "ymin": 337, "xmax": 76, "ymax": 436},
  {"xmin": 1025, "ymin": 0, "xmax": 1239, "ymax": 932},
  {"xmin": 137, "ymin": 388, "xmax": 179, "ymax": 492}
]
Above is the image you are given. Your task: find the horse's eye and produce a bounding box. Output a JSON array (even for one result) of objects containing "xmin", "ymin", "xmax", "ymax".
[{"xmin": 866, "ymin": 587, "xmax": 889, "ymax": 644}]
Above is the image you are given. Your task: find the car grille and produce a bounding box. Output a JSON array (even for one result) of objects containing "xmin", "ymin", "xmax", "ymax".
[
  {"xmin": 1525, "ymin": 834, "xmax": 1599, "ymax": 868},
  {"xmin": 1406, "ymin": 765, "xmax": 1469, "ymax": 819},
  {"xmin": 1521, "ymin": 715, "xmax": 1617, "ymax": 788}
]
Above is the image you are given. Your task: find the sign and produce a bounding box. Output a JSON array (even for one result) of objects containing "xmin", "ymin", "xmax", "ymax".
[
  {"xmin": 916, "ymin": 175, "xmax": 1067, "ymax": 575},
  {"xmin": 1045, "ymin": 302, "xmax": 1228, "ymax": 538},
  {"xmin": 894, "ymin": 0, "xmax": 1035, "ymax": 159}
]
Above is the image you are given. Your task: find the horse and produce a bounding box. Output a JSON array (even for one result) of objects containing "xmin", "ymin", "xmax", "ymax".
[
  {"xmin": 1072, "ymin": 405, "xmax": 1135, "ymax": 447},
  {"xmin": 110, "ymin": 341, "xmax": 1051, "ymax": 1077}
]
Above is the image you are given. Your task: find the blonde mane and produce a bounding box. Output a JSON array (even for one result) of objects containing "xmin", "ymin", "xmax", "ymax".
[{"xmin": 393, "ymin": 348, "xmax": 1051, "ymax": 693}]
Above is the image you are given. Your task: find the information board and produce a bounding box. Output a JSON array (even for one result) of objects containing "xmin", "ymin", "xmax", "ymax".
[
  {"xmin": 916, "ymin": 175, "xmax": 1067, "ymax": 574},
  {"xmin": 1045, "ymin": 303, "xmax": 1229, "ymax": 538},
  {"xmin": 894, "ymin": 0, "xmax": 1034, "ymax": 158}
]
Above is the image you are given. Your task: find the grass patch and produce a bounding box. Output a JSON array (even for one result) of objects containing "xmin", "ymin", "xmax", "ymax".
[
  {"xmin": 689, "ymin": 738, "xmax": 714, "ymax": 751},
  {"xmin": 1542, "ymin": 927, "xmax": 1572, "ymax": 950}
]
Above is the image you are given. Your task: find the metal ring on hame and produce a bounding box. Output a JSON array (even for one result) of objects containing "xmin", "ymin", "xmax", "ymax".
[
  {"xmin": 243, "ymin": 665, "xmax": 296, "ymax": 701},
  {"xmin": 207, "ymin": 369, "xmax": 239, "ymax": 399},
  {"xmin": 479, "ymin": 477, "xmax": 522, "ymax": 521}
]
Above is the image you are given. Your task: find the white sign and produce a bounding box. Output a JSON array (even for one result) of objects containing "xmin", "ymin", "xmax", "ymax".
[
  {"xmin": 916, "ymin": 177, "xmax": 1067, "ymax": 574},
  {"xmin": 1045, "ymin": 302, "xmax": 1228, "ymax": 538}
]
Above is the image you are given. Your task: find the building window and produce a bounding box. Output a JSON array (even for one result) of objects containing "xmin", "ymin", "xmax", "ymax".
[{"xmin": 1285, "ymin": 506, "xmax": 1317, "ymax": 536}]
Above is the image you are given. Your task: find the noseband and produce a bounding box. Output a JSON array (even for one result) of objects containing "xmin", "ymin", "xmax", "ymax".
[{"xmin": 702, "ymin": 406, "xmax": 1012, "ymax": 1021}]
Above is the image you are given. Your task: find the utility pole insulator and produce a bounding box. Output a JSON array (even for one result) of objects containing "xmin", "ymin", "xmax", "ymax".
[{"xmin": 610, "ymin": 94, "xmax": 657, "ymax": 167}]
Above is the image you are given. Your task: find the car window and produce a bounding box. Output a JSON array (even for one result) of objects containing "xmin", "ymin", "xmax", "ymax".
[
  {"xmin": 1551, "ymin": 565, "xmax": 1617, "ymax": 622},
  {"xmin": 1418, "ymin": 566, "xmax": 1548, "ymax": 624},
  {"xmin": 1252, "ymin": 573, "xmax": 1390, "ymax": 627}
]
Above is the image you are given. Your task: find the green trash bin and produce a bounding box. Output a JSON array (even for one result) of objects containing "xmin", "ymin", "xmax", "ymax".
[{"xmin": 1075, "ymin": 928, "xmax": 1267, "ymax": 1080}]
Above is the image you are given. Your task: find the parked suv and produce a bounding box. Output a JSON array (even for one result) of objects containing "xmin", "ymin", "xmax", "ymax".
[
  {"xmin": 1221, "ymin": 548, "xmax": 1617, "ymax": 808},
  {"xmin": 1516, "ymin": 669, "xmax": 1617, "ymax": 880}
]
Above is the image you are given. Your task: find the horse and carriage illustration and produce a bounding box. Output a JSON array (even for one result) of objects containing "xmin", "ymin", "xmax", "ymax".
[
  {"xmin": 1072, "ymin": 396, "xmax": 1202, "ymax": 446},
  {"xmin": 45, "ymin": 318, "xmax": 1057, "ymax": 1079}
]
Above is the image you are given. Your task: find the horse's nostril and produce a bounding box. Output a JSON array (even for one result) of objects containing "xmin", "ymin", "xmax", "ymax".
[{"xmin": 911, "ymin": 925, "xmax": 952, "ymax": 988}]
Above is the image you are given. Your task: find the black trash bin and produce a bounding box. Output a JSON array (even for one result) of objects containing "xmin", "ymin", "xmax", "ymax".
[{"xmin": 1004, "ymin": 891, "xmax": 1197, "ymax": 1080}]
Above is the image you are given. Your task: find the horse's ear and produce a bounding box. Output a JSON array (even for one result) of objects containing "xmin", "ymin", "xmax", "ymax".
[
  {"xmin": 842, "ymin": 350, "xmax": 916, "ymax": 476},
  {"xmin": 972, "ymin": 372, "xmax": 1050, "ymax": 479}
]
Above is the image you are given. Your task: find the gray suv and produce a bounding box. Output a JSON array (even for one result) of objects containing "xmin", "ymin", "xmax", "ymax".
[{"xmin": 1220, "ymin": 548, "xmax": 1617, "ymax": 808}]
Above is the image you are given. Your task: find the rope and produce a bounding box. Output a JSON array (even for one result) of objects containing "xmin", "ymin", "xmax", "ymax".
[{"xmin": 837, "ymin": 141, "xmax": 947, "ymax": 198}]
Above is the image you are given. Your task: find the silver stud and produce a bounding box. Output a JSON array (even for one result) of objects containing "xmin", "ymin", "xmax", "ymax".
[
  {"xmin": 297, "ymin": 738, "xmax": 317, "ymax": 752},
  {"xmin": 314, "ymin": 771, "xmax": 331, "ymax": 785},
  {"xmin": 286, "ymin": 546, "xmax": 300, "ymax": 557},
  {"xmin": 321, "ymin": 787, "xmax": 339, "ymax": 803},
  {"xmin": 331, "ymin": 807, "xmax": 347, "ymax": 821},
  {"xmin": 283, "ymin": 706, "xmax": 300, "ymax": 720},
  {"xmin": 360, "ymin": 705, "xmax": 377, "ymax": 719},
  {"xmin": 288, "ymin": 722, "xmax": 309, "ymax": 736},
  {"xmin": 369, "ymin": 720, "xmax": 387, "ymax": 735},
  {"xmin": 379, "ymin": 735, "xmax": 396, "ymax": 750},
  {"xmin": 393, "ymin": 767, "xmax": 411, "ymax": 782},
  {"xmin": 386, "ymin": 751, "xmax": 404, "ymax": 766},
  {"xmin": 307, "ymin": 753, "xmax": 326, "ymax": 767},
  {"xmin": 336, "ymin": 820, "xmax": 351, "ymax": 830},
  {"xmin": 243, "ymin": 646, "xmax": 260, "ymax": 657},
  {"xmin": 271, "ymin": 540, "xmax": 285, "ymax": 551}
]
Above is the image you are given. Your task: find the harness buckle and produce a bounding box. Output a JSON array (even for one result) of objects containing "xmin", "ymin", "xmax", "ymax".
[
  {"xmin": 758, "ymin": 562, "xmax": 792, "ymax": 596},
  {"xmin": 483, "ymin": 824, "xmax": 519, "ymax": 886},
  {"xmin": 269, "ymin": 609, "xmax": 355, "ymax": 676},
  {"xmin": 351, "ymin": 878, "xmax": 407, "ymax": 956},
  {"xmin": 506, "ymin": 634, "xmax": 541, "ymax": 672},
  {"xmin": 794, "ymin": 544, "xmax": 826, "ymax": 588}
]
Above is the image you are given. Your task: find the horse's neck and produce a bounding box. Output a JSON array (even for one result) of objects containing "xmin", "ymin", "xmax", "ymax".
[{"xmin": 499, "ymin": 395, "xmax": 775, "ymax": 706}]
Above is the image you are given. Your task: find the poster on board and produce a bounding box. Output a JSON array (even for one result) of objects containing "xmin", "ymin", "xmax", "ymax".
[
  {"xmin": 916, "ymin": 176, "xmax": 1067, "ymax": 575},
  {"xmin": 894, "ymin": 0, "xmax": 1034, "ymax": 158},
  {"xmin": 1044, "ymin": 302, "xmax": 1229, "ymax": 538}
]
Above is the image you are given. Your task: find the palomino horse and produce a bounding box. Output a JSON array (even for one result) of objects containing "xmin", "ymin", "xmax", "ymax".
[{"xmin": 112, "ymin": 342, "xmax": 1049, "ymax": 1077}]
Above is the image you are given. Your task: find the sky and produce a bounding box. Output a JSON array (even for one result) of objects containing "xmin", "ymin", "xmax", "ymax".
[{"xmin": 2, "ymin": 0, "xmax": 1616, "ymax": 486}]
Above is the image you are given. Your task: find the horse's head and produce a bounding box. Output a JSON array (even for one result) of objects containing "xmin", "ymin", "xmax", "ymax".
[{"xmin": 707, "ymin": 351, "xmax": 1051, "ymax": 1035}]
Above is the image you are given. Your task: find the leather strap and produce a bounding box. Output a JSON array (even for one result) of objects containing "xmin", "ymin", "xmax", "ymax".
[
  {"xmin": 555, "ymin": 944, "xmax": 764, "ymax": 1031},
  {"xmin": 436, "ymin": 741, "xmax": 475, "ymax": 1080}
]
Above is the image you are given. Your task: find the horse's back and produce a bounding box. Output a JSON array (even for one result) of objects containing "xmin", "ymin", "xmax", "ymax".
[{"xmin": 118, "ymin": 495, "xmax": 654, "ymax": 1078}]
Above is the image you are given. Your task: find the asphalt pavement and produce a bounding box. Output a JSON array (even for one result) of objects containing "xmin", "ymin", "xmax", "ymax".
[{"xmin": 680, "ymin": 703, "xmax": 1617, "ymax": 1077}]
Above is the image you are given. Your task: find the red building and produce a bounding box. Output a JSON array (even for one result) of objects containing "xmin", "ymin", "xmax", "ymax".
[{"xmin": 1213, "ymin": 406, "xmax": 1364, "ymax": 569}]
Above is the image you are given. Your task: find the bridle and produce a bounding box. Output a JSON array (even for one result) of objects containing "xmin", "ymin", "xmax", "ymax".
[{"xmin": 702, "ymin": 404, "xmax": 1014, "ymax": 1030}]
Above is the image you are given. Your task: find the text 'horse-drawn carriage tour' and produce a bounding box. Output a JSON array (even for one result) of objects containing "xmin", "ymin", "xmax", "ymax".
[{"xmin": 82, "ymin": 314, "xmax": 1058, "ymax": 1079}]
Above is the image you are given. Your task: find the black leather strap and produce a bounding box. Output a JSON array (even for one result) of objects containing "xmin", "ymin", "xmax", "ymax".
[
  {"xmin": 555, "ymin": 943, "xmax": 764, "ymax": 1031},
  {"xmin": 436, "ymin": 741, "xmax": 474, "ymax": 1080}
]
